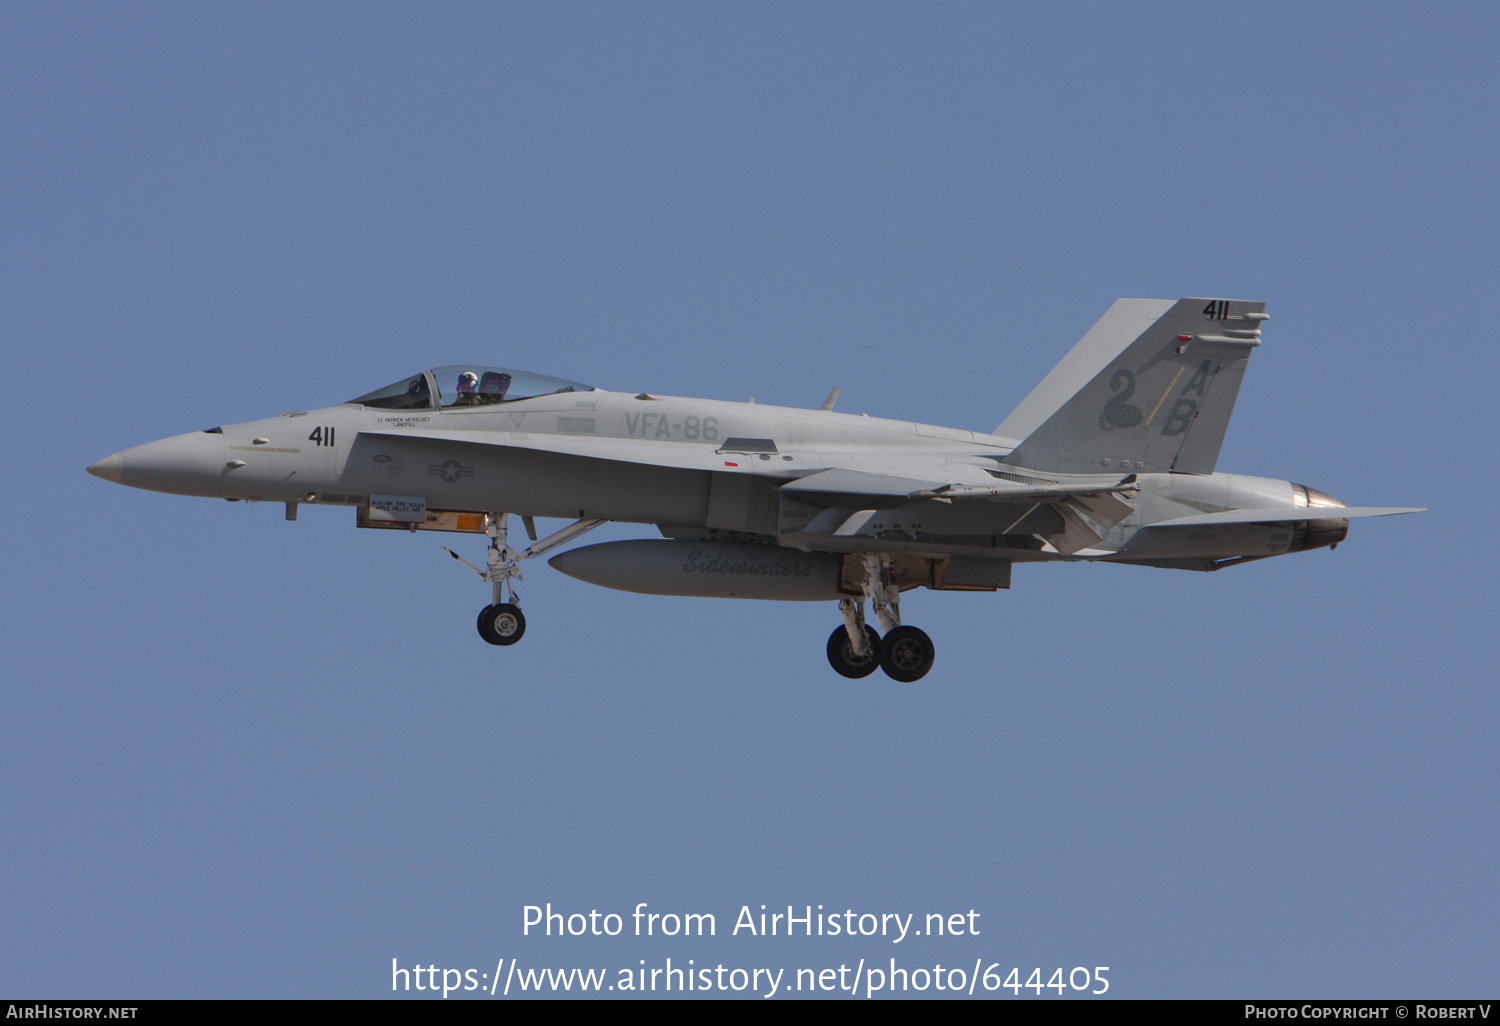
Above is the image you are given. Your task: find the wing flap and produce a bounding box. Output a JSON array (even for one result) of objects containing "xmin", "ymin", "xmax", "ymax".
[{"xmin": 903, "ymin": 475, "xmax": 1139, "ymax": 530}]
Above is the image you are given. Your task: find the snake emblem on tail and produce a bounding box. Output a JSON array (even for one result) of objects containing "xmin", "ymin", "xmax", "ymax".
[{"xmin": 1098, "ymin": 368, "xmax": 1142, "ymax": 430}]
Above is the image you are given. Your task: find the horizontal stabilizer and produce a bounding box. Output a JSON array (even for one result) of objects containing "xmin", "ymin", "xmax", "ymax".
[{"xmin": 1152, "ymin": 506, "xmax": 1425, "ymax": 527}]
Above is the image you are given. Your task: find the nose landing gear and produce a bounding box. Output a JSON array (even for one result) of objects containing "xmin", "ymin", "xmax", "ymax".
[{"xmin": 443, "ymin": 513, "xmax": 605, "ymax": 647}]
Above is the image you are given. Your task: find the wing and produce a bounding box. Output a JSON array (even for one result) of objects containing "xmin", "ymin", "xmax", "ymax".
[{"xmin": 362, "ymin": 427, "xmax": 1121, "ymax": 556}]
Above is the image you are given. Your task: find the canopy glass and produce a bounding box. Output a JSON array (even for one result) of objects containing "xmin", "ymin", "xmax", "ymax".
[{"xmin": 349, "ymin": 367, "xmax": 593, "ymax": 410}]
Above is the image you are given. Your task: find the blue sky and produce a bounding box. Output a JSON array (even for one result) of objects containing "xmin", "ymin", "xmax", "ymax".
[{"xmin": 3, "ymin": 2, "xmax": 1495, "ymax": 998}]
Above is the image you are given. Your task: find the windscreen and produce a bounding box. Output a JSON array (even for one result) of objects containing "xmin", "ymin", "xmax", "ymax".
[{"xmin": 348, "ymin": 374, "xmax": 432, "ymax": 410}]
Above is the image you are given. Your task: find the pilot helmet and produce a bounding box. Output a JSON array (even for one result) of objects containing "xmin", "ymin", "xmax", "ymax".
[{"xmin": 457, "ymin": 371, "xmax": 478, "ymax": 393}]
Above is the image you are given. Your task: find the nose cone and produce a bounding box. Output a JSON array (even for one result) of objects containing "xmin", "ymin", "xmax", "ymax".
[
  {"xmin": 86, "ymin": 432, "xmax": 226, "ymax": 497},
  {"xmin": 86, "ymin": 453, "xmax": 124, "ymax": 483}
]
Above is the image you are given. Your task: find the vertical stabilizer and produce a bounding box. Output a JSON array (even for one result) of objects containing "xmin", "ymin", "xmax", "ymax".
[
  {"xmin": 996, "ymin": 299, "xmax": 1173, "ymax": 441},
  {"xmin": 1002, "ymin": 298, "xmax": 1266, "ymax": 476}
]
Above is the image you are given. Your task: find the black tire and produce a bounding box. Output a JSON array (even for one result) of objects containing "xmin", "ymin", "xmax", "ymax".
[
  {"xmin": 477, "ymin": 605, "xmax": 501, "ymax": 645},
  {"xmin": 878, "ymin": 625, "xmax": 935, "ymax": 682},
  {"xmin": 477, "ymin": 603, "xmax": 526, "ymax": 646},
  {"xmin": 826, "ymin": 624, "xmax": 882, "ymax": 679}
]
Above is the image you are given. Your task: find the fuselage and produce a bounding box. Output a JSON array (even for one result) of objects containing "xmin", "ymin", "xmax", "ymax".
[{"xmin": 87, "ymin": 373, "xmax": 1350, "ymax": 571}]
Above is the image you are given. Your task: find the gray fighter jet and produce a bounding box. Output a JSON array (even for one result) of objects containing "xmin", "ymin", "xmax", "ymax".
[{"xmin": 88, "ymin": 298, "xmax": 1420, "ymax": 681}]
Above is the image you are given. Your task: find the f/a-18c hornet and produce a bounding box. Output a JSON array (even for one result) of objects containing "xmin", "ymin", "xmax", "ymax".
[{"xmin": 88, "ymin": 299, "xmax": 1421, "ymax": 682}]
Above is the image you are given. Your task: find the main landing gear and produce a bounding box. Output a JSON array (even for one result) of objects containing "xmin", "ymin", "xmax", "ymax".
[
  {"xmin": 826, "ymin": 553, "xmax": 937, "ymax": 682},
  {"xmin": 443, "ymin": 513, "xmax": 604, "ymax": 647}
]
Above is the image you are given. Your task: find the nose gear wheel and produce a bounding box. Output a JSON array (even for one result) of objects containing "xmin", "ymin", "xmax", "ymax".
[{"xmin": 477, "ymin": 603, "xmax": 526, "ymax": 646}]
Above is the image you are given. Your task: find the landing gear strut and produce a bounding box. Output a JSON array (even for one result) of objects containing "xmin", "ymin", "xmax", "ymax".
[
  {"xmin": 443, "ymin": 513, "xmax": 604, "ymax": 647},
  {"xmin": 824, "ymin": 553, "xmax": 937, "ymax": 681}
]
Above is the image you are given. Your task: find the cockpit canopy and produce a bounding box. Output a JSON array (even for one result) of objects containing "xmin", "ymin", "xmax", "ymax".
[{"xmin": 348, "ymin": 367, "xmax": 594, "ymax": 410}]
